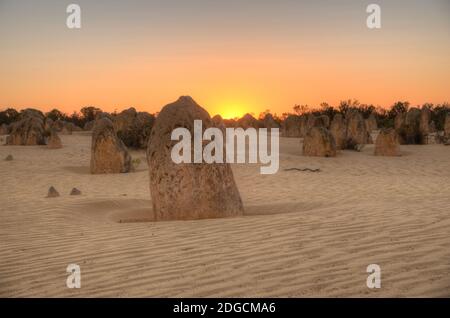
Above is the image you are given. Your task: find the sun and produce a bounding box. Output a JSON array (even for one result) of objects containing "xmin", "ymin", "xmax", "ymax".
[
  {"xmin": 220, "ymin": 108, "xmax": 245, "ymax": 120},
  {"xmin": 215, "ymin": 101, "xmax": 248, "ymax": 119}
]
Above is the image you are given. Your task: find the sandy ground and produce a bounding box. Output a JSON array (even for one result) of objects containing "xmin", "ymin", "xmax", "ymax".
[{"xmin": 0, "ymin": 132, "xmax": 449, "ymax": 297}]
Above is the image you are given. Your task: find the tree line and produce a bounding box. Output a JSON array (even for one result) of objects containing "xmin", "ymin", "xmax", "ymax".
[
  {"xmin": 274, "ymin": 100, "xmax": 449, "ymax": 131},
  {"xmin": 1, "ymin": 101, "xmax": 449, "ymax": 131},
  {"xmin": 0, "ymin": 106, "xmax": 105, "ymax": 128}
]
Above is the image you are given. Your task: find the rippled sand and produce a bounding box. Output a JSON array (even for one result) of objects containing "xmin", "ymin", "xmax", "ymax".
[{"xmin": 1, "ymin": 133, "xmax": 449, "ymax": 297}]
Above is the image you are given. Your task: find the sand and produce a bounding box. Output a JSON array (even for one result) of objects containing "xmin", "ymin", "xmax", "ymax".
[{"xmin": 0, "ymin": 132, "xmax": 449, "ymax": 297}]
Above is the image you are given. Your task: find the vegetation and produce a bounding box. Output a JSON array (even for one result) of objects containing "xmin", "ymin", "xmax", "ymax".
[
  {"xmin": 0, "ymin": 106, "xmax": 104, "ymax": 128},
  {"xmin": 1, "ymin": 101, "xmax": 449, "ymax": 131},
  {"xmin": 282, "ymin": 100, "xmax": 449, "ymax": 130},
  {"xmin": 0, "ymin": 108, "xmax": 19, "ymax": 125}
]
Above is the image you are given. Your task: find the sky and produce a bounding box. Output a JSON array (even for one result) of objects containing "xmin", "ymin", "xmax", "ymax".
[{"xmin": 0, "ymin": 0, "xmax": 449, "ymax": 118}]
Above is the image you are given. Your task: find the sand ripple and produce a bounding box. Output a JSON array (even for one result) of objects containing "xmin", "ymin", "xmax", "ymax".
[{"xmin": 0, "ymin": 134, "xmax": 449, "ymax": 297}]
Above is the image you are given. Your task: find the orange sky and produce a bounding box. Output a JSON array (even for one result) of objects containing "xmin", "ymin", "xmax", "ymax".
[{"xmin": 1, "ymin": 0, "xmax": 449, "ymax": 118}]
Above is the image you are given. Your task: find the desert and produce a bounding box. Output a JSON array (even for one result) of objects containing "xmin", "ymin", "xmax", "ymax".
[
  {"xmin": 1, "ymin": 0, "xmax": 449, "ymax": 300},
  {"xmin": 1, "ymin": 102, "xmax": 449, "ymax": 297}
]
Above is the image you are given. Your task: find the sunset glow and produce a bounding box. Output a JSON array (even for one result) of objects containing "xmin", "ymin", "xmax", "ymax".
[
  {"xmin": 213, "ymin": 96, "xmax": 258, "ymax": 119},
  {"xmin": 218, "ymin": 107, "xmax": 246, "ymax": 120},
  {"xmin": 0, "ymin": 0, "xmax": 449, "ymax": 116}
]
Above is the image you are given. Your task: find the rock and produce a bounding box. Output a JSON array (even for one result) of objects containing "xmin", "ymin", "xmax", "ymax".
[
  {"xmin": 282, "ymin": 115, "xmax": 302, "ymax": 137},
  {"xmin": 345, "ymin": 110, "xmax": 370, "ymax": 148},
  {"xmin": 47, "ymin": 130, "xmax": 63, "ymax": 149},
  {"xmin": 223, "ymin": 118, "xmax": 237, "ymax": 128},
  {"xmin": 147, "ymin": 96, "xmax": 244, "ymax": 221},
  {"xmin": 113, "ymin": 107, "xmax": 137, "ymax": 132},
  {"xmin": 70, "ymin": 188, "xmax": 82, "ymax": 195},
  {"xmin": 60, "ymin": 122, "xmax": 73, "ymax": 135},
  {"xmin": 302, "ymin": 127, "xmax": 337, "ymax": 157},
  {"xmin": 21, "ymin": 109, "xmax": 44, "ymax": 119},
  {"xmin": 260, "ymin": 113, "xmax": 280, "ymax": 129},
  {"xmin": 5, "ymin": 154, "xmax": 13, "ymax": 161},
  {"xmin": 59, "ymin": 121, "xmax": 81, "ymax": 134},
  {"xmin": 114, "ymin": 108, "xmax": 156, "ymax": 149},
  {"xmin": 84, "ymin": 120, "xmax": 95, "ymax": 131},
  {"xmin": 237, "ymin": 113, "xmax": 259, "ymax": 129},
  {"xmin": 444, "ymin": 113, "xmax": 450, "ymax": 138},
  {"xmin": 212, "ymin": 114, "xmax": 224, "ymax": 125},
  {"xmin": 396, "ymin": 108, "xmax": 424, "ymax": 144},
  {"xmin": 72, "ymin": 124, "xmax": 83, "ymax": 132},
  {"xmin": 429, "ymin": 121, "xmax": 437, "ymax": 134},
  {"xmin": 395, "ymin": 112, "xmax": 406, "ymax": 130},
  {"xmin": 394, "ymin": 112, "xmax": 406, "ymax": 143},
  {"xmin": 0, "ymin": 123, "xmax": 9, "ymax": 135},
  {"xmin": 52, "ymin": 119, "xmax": 65, "ymax": 132},
  {"xmin": 298, "ymin": 115, "xmax": 308, "ymax": 137},
  {"xmin": 426, "ymin": 132, "xmax": 438, "ymax": 145},
  {"xmin": 51, "ymin": 120, "xmax": 78, "ymax": 135},
  {"xmin": 305, "ymin": 114, "xmax": 330, "ymax": 131},
  {"xmin": 374, "ymin": 128, "xmax": 401, "ymax": 156},
  {"xmin": 90, "ymin": 117, "xmax": 132, "ymax": 174},
  {"xmin": 44, "ymin": 118, "xmax": 54, "ymax": 134},
  {"xmin": 60, "ymin": 126, "xmax": 72, "ymax": 135},
  {"xmin": 434, "ymin": 132, "xmax": 446, "ymax": 145},
  {"xmin": 47, "ymin": 186, "xmax": 60, "ymax": 198},
  {"xmin": 330, "ymin": 114, "xmax": 347, "ymax": 149},
  {"xmin": 6, "ymin": 113, "xmax": 46, "ymax": 146},
  {"xmin": 313, "ymin": 115, "xmax": 330, "ymax": 129},
  {"xmin": 419, "ymin": 107, "xmax": 431, "ymax": 137},
  {"xmin": 366, "ymin": 113, "xmax": 378, "ymax": 132},
  {"xmin": 133, "ymin": 111, "xmax": 156, "ymax": 148},
  {"xmin": 95, "ymin": 112, "xmax": 112, "ymax": 121},
  {"xmin": 212, "ymin": 114, "xmax": 226, "ymax": 132},
  {"xmin": 298, "ymin": 116, "xmax": 309, "ymax": 137},
  {"xmin": 306, "ymin": 114, "xmax": 316, "ymax": 132},
  {"xmin": 367, "ymin": 132, "xmax": 374, "ymax": 144}
]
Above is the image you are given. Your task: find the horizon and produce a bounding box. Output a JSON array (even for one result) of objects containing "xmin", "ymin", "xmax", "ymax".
[
  {"xmin": 1, "ymin": 97, "xmax": 449, "ymax": 120},
  {"xmin": 1, "ymin": 0, "xmax": 449, "ymax": 118}
]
